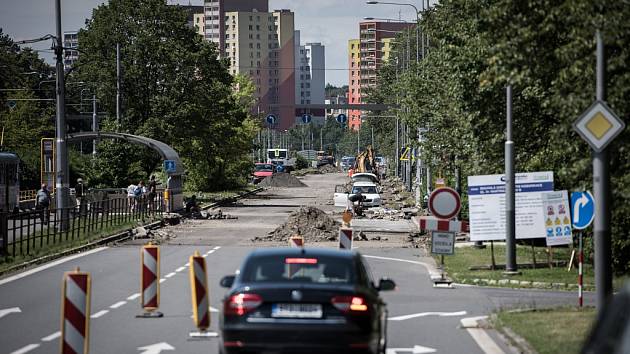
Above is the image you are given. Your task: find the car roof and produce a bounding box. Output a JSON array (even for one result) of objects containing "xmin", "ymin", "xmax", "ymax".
[
  {"xmin": 352, "ymin": 181, "xmax": 377, "ymax": 187},
  {"xmin": 247, "ymin": 247, "xmax": 359, "ymax": 260}
]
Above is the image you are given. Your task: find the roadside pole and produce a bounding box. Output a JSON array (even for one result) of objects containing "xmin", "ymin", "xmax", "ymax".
[
  {"xmin": 116, "ymin": 43, "xmax": 121, "ymax": 125},
  {"xmin": 504, "ymin": 84, "xmax": 518, "ymax": 274},
  {"xmin": 395, "ymin": 117, "xmax": 399, "ymax": 178},
  {"xmin": 54, "ymin": 0, "xmax": 70, "ymax": 230},
  {"xmin": 593, "ymin": 30, "xmax": 612, "ymax": 311},
  {"xmin": 579, "ymin": 231, "xmax": 583, "ymax": 308},
  {"xmin": 92, "ymin": 94, "xmax": 97, "ymax": 158}
]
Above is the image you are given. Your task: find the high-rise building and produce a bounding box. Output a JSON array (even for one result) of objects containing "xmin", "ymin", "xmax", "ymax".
[
  {"xmin": 224, "ymin": 9, "xmax": 295, "ymax": 130},
  {"xmin": 63, "ymin": 31, "xmax": 79, "ymax": 71},
  {"xmin": 203, "ymin": 0, "xmax": 268, "ymax": 54},
  {"xmin": 348, "ymin": 21, "xmax": 412, "ymax": 130},
  {"xmin": 294, "ymin": 31, "xmax": 325, "ymax": 125}
]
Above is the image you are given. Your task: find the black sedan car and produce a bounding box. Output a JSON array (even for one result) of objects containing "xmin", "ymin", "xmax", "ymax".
[{"xmin": 219, "ymin": 247, "xmax": 396, "ymax": 354}]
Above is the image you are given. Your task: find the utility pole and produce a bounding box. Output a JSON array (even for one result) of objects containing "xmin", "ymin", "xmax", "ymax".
[
  {"xmin": 54, "ymin": 0, "xmax": 69, "ymax": 229},
  {"xmin": 320, "ymin": 125, "xmax": 323, "ymax": 151},
  {"xmin": 415, "ymin": 128, "xmax": 422, "ymax": 206},
  {"xmin": 505, "ymin": 84, "xmax": 518, "ymax": 274},
  {"xmin": 116, "ymin": 43, "xmax": 121, "ymax": 125},
  {"xmin": 395, "ymin": 117, "xmax": 399, "ymax": 178},
  {"xmin": 406, "ymin": 125, "xmax": 412, "ymax": 191},
  {"xmin": 92, "ymin": 94, "xmax": 97, "ymax": 158},
  {"xmin": 593, "ymin": 29, "xmax": 612, "ymax": 312}
]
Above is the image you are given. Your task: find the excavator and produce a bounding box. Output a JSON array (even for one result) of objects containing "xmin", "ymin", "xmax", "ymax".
[{"xmin": 352, "ymin": 145, "xmax": 377, "ymax": 175}]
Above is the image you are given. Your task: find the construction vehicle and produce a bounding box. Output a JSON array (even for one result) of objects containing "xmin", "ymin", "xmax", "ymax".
[{"xmin": 353, "ymin": 145, "xmax": 377, "ymax": 175}]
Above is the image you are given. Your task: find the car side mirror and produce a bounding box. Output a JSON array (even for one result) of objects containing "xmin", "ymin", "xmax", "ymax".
[
  {"xmin": 220, "ymin": 275, "xmax": 235, "ymax": 288},
  {"xmin": 378, "ymin": 278, "xmax": 396, "ymax": 291}
]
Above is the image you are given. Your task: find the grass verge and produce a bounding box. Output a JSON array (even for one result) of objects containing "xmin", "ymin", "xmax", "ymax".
[
  {"xmin": 493, "ymin": 307, "xmax": 596, "ymax": 354},
  {"xmin": 185, "ymin": 186, "xmax": 258, "ymax": 204},
  {"xmin": 437, "ymin": 244, "xmax": 628, "ymax": 290},
  {"xmin": 0, "ymin": 216, "xmax": 160, "ymax": 274}
]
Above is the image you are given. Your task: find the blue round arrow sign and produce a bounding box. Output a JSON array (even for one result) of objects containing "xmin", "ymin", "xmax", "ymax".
[
  {"xmin": 302, "ymin": 114, "xmax": 312, "ymax": 124},
  {"xmin": 266, "ymin": 114, "xmax": 277, "ymax": 125},
  {"xmin": 570, "ymin": 191, "xmax": 595, "ymax": 230},
  {"xmin": 336, "ymin": 113, "xmax": 347, "ymax": 124}
]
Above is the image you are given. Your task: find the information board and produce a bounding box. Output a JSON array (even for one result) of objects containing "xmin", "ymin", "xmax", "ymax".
[
  {"xmin": 468, "ymin": 172, "xmax": 554, "ymax": 241},
  {"xmin": 542, "ymin": 190, "xmax": 572, "ymax": 246}
]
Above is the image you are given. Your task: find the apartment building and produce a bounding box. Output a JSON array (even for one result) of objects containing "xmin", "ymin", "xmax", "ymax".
[
  {"xmin": 294, "ymin": 31, "xmax": 325, "ymax": 125},
  {"xmin": 224, "ymin": 9, "xmax": 296, "ymax": 130},
  {"xmin": 203, "ymin": 0, "xmax": 268, "ymax": 54},
  {"xmin": 348, "ymin": 21, "xmax": 412, "ymax": 130},
  {"xmin": 63, "ymin": 31, "xmax": 79, "ymax": 71}
]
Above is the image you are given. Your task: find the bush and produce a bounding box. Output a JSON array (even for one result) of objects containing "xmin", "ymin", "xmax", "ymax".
[{"xmin": 295, "ymin": 154, "xmax": 309, "ymax": 170}]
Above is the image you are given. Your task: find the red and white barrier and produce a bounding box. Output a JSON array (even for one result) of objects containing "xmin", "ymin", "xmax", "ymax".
[
  {"xmin": 419, "ymin": 216, "xmax": 469, "ymax": 233},
  {"xmin": 189, "ymin": 251, "xmax": 217, "ymax": 337},
  {"xmin": 339, "ymin": 228, "xmax": 353, "ymax": 250},
  {"xmin": 289, "ymin": 235, "xmax": 304, "ymax": 248},
  {"xmin": 578, "ymin": 233, "xmax": 583, "ymax": 307},
  {"xmin": 61, "ymin": 269, "xmax": 91, "ymax": 354},
  {"xmin": 139, "ymin": 244, "xmax": 162, "ymax": 317}
]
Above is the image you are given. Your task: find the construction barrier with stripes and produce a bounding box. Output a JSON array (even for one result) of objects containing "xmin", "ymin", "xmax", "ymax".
[
  {"xmin": 60, "ymin": 268, "xmax": 91, "ymax": 354},
  {"xmin": 339, "ymin": 228, "xmax": 353, "ymax": 250},
  {"xmin": 189, "ymin": 251, "xmax": 218, "ymax": 337},
  {"xmin": 139, "ymin": 244, "xmax": 162, "ymax": 318}
]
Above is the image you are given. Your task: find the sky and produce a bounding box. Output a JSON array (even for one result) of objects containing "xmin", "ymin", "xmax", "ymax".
[{"xmin": 0, "ymin": 0, "xmax": 426, "ymax": 86}]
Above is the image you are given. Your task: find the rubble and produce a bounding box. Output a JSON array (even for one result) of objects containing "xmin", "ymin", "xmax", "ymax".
[
  {"xmin": 258, "ymin": 172, "xmax": 307, "ymax": 188},
  {"xmin": 253, "ymin": 206, "xmax": 340, "ymax": 243},
  {"xmin": 133, "ymin": 226, "xmax": 174, "ymax": 244},
  {"xmin": 318, "ymin": 164, "xmax": 339, "ymax": 173}
]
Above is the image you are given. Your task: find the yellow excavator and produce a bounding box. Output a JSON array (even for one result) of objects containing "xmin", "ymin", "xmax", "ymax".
[{"xmin": 353, "ymin": 145, "xmax": 377, "ymax": 174}]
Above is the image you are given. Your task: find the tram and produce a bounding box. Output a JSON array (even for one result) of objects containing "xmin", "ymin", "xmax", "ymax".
[{"xmin": 0, "ymin": 152, "xmax": 20, "ymax": 212}]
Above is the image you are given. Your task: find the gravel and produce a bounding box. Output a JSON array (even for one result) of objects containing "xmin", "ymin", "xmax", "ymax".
[
  {"xmin": 258, "ymin": 172, "xmax": 307, "ymax": 188},
  {"xmin": 252, "ymin": 206, "xmax": 340, "ymax": 243}
]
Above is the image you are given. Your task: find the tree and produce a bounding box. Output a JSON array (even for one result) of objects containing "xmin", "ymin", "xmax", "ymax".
[{"xmin": 74, "ymin": 0, "xmax": 256, "ymax": 191}]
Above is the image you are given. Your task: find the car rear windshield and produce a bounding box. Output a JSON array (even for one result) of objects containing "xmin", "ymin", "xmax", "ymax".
[
  {"xmin": 352, "ymin": 186, "xmax": 377, "ymax": 194},
  {"xmin": 255, "ymin": 164, "xmax": 273, "ymax": 171},
  {"xmin": 241, "ymin": 255, "xmax": 355, "ymax": 284}
]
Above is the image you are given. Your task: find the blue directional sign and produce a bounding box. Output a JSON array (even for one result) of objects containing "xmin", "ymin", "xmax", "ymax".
[
  {"xmin": 163, "ymin": 160, "xmax": 176, "ymax": 173},
  {"xmin": 571, "ymin": 191, "xmax": 595, "ymax": 230},
  {"xmin": 302, "ymin": 113, "xmax": 312, "ymax": 124},
  {"xmin": 266, "ymin": 114, "xmax": 277, "ymax": 125},
  {"xmin": 336, "ymin": 113, "xmax": 347, "ymax": 124},
  {"xmin": 7, "ymin": 100, "xmax": 16, "ymax": 109}
]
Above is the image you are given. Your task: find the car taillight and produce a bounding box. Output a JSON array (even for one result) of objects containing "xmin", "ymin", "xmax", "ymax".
[
  {"xmin": 331, "ymin": 296, "xmax": 369, "ymax": 313},
  {"xmin": 224, "ymin": 293, "xmax": 263, "ymax": 316}
]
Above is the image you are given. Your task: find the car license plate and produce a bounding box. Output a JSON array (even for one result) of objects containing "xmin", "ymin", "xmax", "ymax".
[{"xmin": 271, "ymin": 303, "xmax": 323, "ymax": 318}]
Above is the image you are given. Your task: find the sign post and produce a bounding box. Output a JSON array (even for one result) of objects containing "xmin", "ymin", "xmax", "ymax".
[
  {"xmin": 572, "ymin": 30, "xmax": 625, "ymax": 314},
  {"xmin": 431, "ymin": 231, "xmax": 455, "ymax": 285}
]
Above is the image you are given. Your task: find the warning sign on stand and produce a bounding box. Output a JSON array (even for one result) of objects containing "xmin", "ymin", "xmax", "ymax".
[{"xmin": 431, "ymin": 231, "xmax": 455, "ymax": 255}]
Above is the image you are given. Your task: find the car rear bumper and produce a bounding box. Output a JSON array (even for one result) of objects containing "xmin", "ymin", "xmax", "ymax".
[{"xmin": 221, "ymin": 320, "xmax": 378, "ymax": 353}]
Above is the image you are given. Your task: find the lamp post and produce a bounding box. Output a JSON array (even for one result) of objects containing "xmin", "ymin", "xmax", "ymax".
[{"xmin": 366, "ymin": 1, "xmax": 420, "ymax": 63}]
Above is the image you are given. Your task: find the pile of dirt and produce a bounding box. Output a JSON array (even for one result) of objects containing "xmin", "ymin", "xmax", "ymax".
[
  {"xmin": 258, "ymin": 172, "xmax": 307, "ymax": 188},
  {"xmin": 318, "ymin": 164, "xmax": 339, "ymax": 173},
  {"xmin": 253, "ymin": 206, "xmax": 340, "ymax": 242}
]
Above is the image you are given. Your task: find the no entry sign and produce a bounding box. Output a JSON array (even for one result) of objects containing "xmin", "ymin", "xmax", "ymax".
[{"xmin": 428, "ymin": 187, "xmax": 461, "ymax": 220}]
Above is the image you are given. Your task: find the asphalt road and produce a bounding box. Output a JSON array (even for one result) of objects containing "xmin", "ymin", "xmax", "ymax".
[{"xmin": 0, "ymin": 173, "xmax": 592, "ymax": 354}]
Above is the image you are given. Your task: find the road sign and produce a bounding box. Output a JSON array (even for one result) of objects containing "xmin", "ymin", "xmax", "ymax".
[
  {"xmin": 542, "ymin": 190, "xmax": 572, "ymax": 246},
  {"xmin": 7, "ymin": 100, "xmax": 16, "ymax": 109},
  {"xmin": 573, "ymin": 100, "xmax": 625, "ymax": 152},
  {"xmin": 399, "ymin": 146, "xmax": 411, "ymax": 161},
  {"xmin": 571, "ymin": 191, "xmax": 595, "ymax": 230},
  {"xmin": 428, "ymin": 187, "xmax": 461, "ymax": 220},
  {"xmin": 163, "ymin": 160, "xmax": 176, "ymax": 173},
  {"xmin": 336, "ymin": 113, "xmax": 347, "ymax": 124},
  {"xmin": 266, "ymin": 114, "xmax": 276, "ymax": 125},
  {"xmin": 302, "ymin": 113, "xmax": 312, "ymax": 124},
  {"xmin": 431, "ymin": 231, "xmax": 455, "ymax": 255}
]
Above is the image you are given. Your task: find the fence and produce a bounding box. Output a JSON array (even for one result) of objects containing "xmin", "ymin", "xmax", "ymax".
[{"xmin": 0, "ymin": 193, "xmax": 164, "ymax": 260}]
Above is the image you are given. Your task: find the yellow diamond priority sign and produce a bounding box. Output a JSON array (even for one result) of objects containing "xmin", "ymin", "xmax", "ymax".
[{"xmin": 573, "ymin": 101, "xmax": 625, "ymax": 152}]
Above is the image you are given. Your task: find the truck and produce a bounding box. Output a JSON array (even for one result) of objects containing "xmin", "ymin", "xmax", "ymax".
[{"xmin": 266, "ymin": 148, "xmax": 295, "ymax": 172}]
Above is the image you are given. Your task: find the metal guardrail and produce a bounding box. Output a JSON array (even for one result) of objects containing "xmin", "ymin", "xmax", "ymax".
[{"xmin": 0, "ymin": 193, "xmax": 164, "ymax": 259}]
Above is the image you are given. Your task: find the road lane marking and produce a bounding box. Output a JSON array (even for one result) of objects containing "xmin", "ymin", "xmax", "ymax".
[
  {"xmin": 210, "ymin": 306, "xmax": 219, "ymax": 312},
  {"xmin": 388, "ymin": 310, "xmax": 468, "ymax": 321},
  {"xmin": 0, "ymin": 247, "xmax": 108, "ymax": 286},
  {"xmin": 165, "ymin": 272, "xmax": 176, "ymax": 278},
  {"xmin": 460, "ymin": 316, "xmax": 504, "ymax": 354},
  {"xmin": 175, "ymin": 266, "xmax": 186, "ymax": 272},
  {"xmin": 184, "ymin": 262, "xmax": 190, "ymax": 266},
  {"xmin": 110, "ymin": 301, "xmax": 127, "ymax": 309},
  {"xmin": 0, "ymin": 306, "xmax": 21, "ymax": 319},
  {"xmin": 202, "ymin": 254, "xmax": 208, "ymax": 258},
  {"xmin": 363, "ymin": 255, "xmax": 441, "ymax": 278},
  {"xmin": 213, "ymin": 246, "xmax": 221, "ymax": 250},
  {"xmin": 10, "ymin": 343, "xmax": 40, "ymax": 354},
  {"xmin": 127, "ymin": 293, "xmax": 141, "ymax": 301},
  {"xmin": 91, "ymin": 310, "xmax": 109, "ymax": 318},
  {"xmin": 41, "ymin": 332, "xmax": 61, "ymax": 342},
  {"xmin": 159, "ymin": 278, "xmax": 166, "ymax": 283}
]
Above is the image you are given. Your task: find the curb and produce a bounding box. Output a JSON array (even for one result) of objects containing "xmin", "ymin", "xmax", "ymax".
[
  {"xmin": 456, "ymin": 277, "xmax": 593, "ymax": 291},
  {"xmin": 491, "ymin": 313, "xmax": 538, "ymax": 354},
  {"xmin": 0, "ymin": 219, "xmax": 163, "ymax": 278}
]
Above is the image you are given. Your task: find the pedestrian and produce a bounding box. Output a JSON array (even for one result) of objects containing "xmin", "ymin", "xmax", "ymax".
[
  {"xmin": 147, "ymin": 175, "xmax": 158, "ymax": 211},
  {"xmin": 75, "ymin": 178, "xmax": 85, "ymax": 215},
  {"xmin": 127, "ymin": 183, "xmax": 137, "ymax": 211},
  {"xmin": 134, "ymin": 181, "xmax": 145, "ymax": 211},
  {"xmin": 35, "ymin": 183, "xmax": 51, "ymax": 223}
]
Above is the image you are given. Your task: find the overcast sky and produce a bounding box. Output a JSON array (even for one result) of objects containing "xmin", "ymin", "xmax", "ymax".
[{"xmin": 0, "ymin": 0, "xmax": 426, "ymax": 86}]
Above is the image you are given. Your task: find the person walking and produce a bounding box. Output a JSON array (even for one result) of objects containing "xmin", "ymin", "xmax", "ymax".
[
  {"xmin": 147, "ymin": 175, "xmax": 158, "ymax": 212},
  {"xmin": 134, "ymin": 181, "xmax": 145, "ymax": 211},
  {"xmin": 35, "ymin": 183, "xmax": 51, "ymax": 223},
  {"xmin": 75, "ymin": 178, "xmax": 85, "ymax": 215}
]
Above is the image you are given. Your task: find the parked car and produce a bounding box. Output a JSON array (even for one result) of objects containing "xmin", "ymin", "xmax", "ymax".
[
  {"xmin": 252, "ymin": 163, "xmax": 275, "ymax": 184},
  {"xmin": 218, "ymin": 247, "xmax": 395, "ymax": 354},
  {"xmin": 334, "ymin": 173, "xmax": 382, "ymax": 208}
]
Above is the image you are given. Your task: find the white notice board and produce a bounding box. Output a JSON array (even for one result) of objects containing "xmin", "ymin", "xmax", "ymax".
[
  {"xmin": 467, "ymin": 172, "xmax": 554, "ymax": 241},
  {"xmin": 542, "ymin": 190, "xmax": 572, "ymax": 246}
]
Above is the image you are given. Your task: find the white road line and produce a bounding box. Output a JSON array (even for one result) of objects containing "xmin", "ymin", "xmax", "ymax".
[
  {"xmin": 184, "ymin": 262, "xmax": 190, "ymax": 267},
  {"xmin": 91, "ymin": 310, "xmax": 109, "ymax": 319},
  {"xmin": 110, "ymin": 301, "xmax": 127, "ymax": 309},
  {"xmin": 388, "ymin": 311, "xmax": 468, "ymax": 321},
  {"xmin": 41, "ymin": 332, "xmax": 61, "ymax": 342},
  {"xmin": 363, "ymin": 254, "xmax": 441, "ymax": 278},
  {"xmin": 159, "ymin": 278, "xmax": 166, "ymax": 283},
  {"xmin": 202, "ymin": 254, "xmax": 208, "ymax": 258},
  {"xmin": 210, "ymin": 306, "xmax": 219, "ymax": 312},
  {"xmin": 165, "ymin": 272, "xmax": 176, "ymax": 278},
  {"xmin": 10, "ymin": 343, "xmax": 40, "ymax": 354},
  {"xmin": 127, "ymin": 293, "xmax": 141, "ymax": 301},
  {"xmin": 461, "ymin": 316, "xmax": 504, "ymax": 354},
  {"xmin": 213, "ymin": 246, "xmax": 221, "ymax": 250},
  {"xmin": 176, "ymin": 266, "xmax": 186, "ymax": 272},
  {"xmin": 0, "ymin": 247, "xmax": 108, "ymax": 286}
]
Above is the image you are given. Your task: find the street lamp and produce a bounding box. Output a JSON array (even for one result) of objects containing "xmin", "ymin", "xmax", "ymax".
[{"xmin": 366, "ymin": 1, "xmax": 422, "ymax": 62}]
